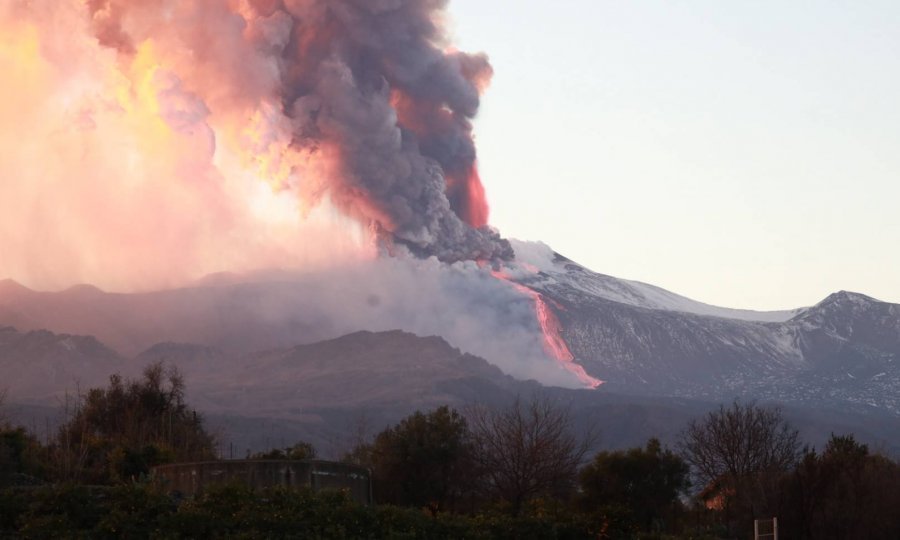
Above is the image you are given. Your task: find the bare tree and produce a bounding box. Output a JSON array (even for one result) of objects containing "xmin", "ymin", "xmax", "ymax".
[
  {"xmin": 679, "ymin": 400, "xmax": 801, "ymax": 533},
  {"xmin": 468, "ymin": 396, "xmax": 595, "ymax": 516},
  {"xmin": 679, "ymin": 401, "xmax": 800, "ymax": 486}
]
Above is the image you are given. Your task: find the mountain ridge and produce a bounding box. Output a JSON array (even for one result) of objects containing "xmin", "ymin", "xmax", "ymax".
[
  {"xmin": 505, "ymin": 245, "xmax": 900, "ymax": 414},
  {"xmin": 2, "ymin": 243, "xmax": 898, "ymax": 416},
  {"xmin": 2, "ymin": 325, "xmax": 898, "ymax": 458}
]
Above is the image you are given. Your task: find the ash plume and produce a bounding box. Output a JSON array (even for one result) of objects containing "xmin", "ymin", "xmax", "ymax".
[
  {"xmin": 88, "ymin": 0, "xmax": 512, "ymax": 263},
  {"xmin": 0, "ymin": 1, "xmax": 595, "ymax": 389}
]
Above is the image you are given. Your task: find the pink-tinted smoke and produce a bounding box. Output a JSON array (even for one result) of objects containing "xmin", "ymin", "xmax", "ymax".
[{"xmin": 0, "ymin": 0, "xmax": 510, "ymax": 291}]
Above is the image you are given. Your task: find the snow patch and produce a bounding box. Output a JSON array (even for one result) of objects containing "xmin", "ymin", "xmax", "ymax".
[{"xmin": 509, "ymin": 240, "xmax": 801, "ymax": 322}]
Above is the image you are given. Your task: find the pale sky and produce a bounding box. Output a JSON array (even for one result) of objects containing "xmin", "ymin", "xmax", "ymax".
[{"xmin": 448, "ymin": 0, "xmax": 900, "ymax": 310}]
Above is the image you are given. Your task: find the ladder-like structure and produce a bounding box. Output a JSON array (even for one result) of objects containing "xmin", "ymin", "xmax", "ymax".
[{"xmin": 754, "ymin": 517, "xmax": 778, "ymax": 540}]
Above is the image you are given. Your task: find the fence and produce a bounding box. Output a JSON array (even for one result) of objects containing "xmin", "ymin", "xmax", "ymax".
[{"xmin": 152, "ymin": 459, "xmax": 372, "ymax": 505}]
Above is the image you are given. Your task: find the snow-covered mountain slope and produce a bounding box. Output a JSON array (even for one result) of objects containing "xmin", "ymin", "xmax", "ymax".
[
  {"xmin": 507, "ymin": 242, "xmax": 900, "ymax": 414},
  {"xmin": 510, "ymin": 241, "xmax": 803, "ymax": 322}
]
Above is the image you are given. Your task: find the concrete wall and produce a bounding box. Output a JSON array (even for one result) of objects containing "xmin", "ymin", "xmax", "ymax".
[{"xmin": 152, "ymin": 460, "xmax": 371, "ymax": 505}]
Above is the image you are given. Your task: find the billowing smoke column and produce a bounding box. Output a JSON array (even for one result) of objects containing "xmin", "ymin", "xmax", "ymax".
[
  {"xmin": 0, "ymin": 1, "xmax": 598, "ymax": 388},
  {"xmin": 87, "ymin": 0, "xmax": 512, "ymax": 263}
]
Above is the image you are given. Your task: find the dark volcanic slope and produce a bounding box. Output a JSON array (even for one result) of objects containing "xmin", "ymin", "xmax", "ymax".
[{"xmin": 190, "ymin": 330, "xmax": 531, "ymax": 415}]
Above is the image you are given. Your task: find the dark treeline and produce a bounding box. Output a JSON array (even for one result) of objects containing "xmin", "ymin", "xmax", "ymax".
[
  {"xmin": 2, "ymin": 363, "xmax": 215, "ymax": 488},
  {"xmin": 1, "ymin": 366, "xmax": 899, "ymax": 539},
  {"xmin": 678, "ymin": 402, "xmax": 900, "ymax": 539}
]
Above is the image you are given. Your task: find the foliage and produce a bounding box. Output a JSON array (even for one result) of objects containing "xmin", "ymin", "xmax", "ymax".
[
  {"xmin": 0, "ymin": 487, "xmax": 29, "ymax": 531},
  {"xmin": 0, "ymin": 425, "xmax": 48, "ymax": 486},
  {"xmin": 6, "ymin": 361, "xmax": 897, "ymax": 539},
  {"xmin": 367, "ymin": 405, "xmax": 474, "ymax": 513},
  {"xmin": 468, "ymin": 396, "xmax": 595, "ymax": 516},
  {"xmin": 250, "ymin": 441, "xmax": 317, "ymax": 461},
  {"xmin": 16, "ymin": 484, "xmax": 109, "ymax": 536},
  {"xmin": 53, "ymin": 362, "xmax": 216, "ymax": 484},
  {"xmin": 1, "ymin": 390, "xmax": 47, "ymax": 486},
  {"xmin": 777, "ymin": 434, "xmax": 900, "ymax": 540},
  {"xmin": 171, "ymin": 484, "xmax": 373, "ymax": 537},
  {"xmin": 94, "ymin": 483, "xmax": 179, "ymax": 538},
  {"xmin": 580, "ymin": 438, "xmax": 690, "ymax": 533},
  {"xmin": 0, "ymin": 483, "xmax": 607, "ymax": 539}
]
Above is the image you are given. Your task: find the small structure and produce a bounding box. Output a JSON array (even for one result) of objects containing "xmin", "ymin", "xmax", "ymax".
[
  {"xmin": 754, "ymin": 517, "xmax": 778, "ymax": 540},
  {"xmin": 698, "ymin": 476, "xmax": 735, "ymax": 510},
  {"xmin": 152, "ymin": 460, "xmax": 371, "ymax": 505}
]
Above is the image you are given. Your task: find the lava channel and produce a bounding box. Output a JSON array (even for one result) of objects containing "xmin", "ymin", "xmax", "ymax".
[{"xmin": 492, "ymin": 270, "xmax": 603, "ymax": 389}]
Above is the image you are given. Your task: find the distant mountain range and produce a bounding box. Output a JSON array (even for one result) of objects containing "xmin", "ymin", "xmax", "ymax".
[{"xmin": 2, "ymin": 244, "xmax": 899, "ymax": 456}]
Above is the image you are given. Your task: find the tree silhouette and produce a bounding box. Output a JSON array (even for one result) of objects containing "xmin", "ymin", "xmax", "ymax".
[
  {"xmin": 468, "ymin": 396, "xmax": 595, "ymax": 516},
  {"xmin": 779, "ymin": 434, "xmax": 900, "ymax": 540},
  {"xmin": 580, "ymin": 438, "xmax": 689, "ymax": 532},
  {"xmin": 54, "ymin": 362, "xmax": 215, "ymax": 484},
  {"xmin": 251, "ymin": 441, "xmax": 317, "ymax": 461},
  {"xmin": 679, "ymin": 401, "xmax": 800, "ymax": 534},
  {"xmin": 366, "ymin": 406, "xmax": 473, "ymax": 513}
]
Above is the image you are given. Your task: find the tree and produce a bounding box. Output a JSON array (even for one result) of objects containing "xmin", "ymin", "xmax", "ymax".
[
  {"xmin": 54, "ymin": 362, "xmax": 216, "ymax": 484},
  {"xmin": 579, "ymin": 438, "xmax": 690, "ymax": 532},
  {"xmin": 366, "ymin": 406, "xmax": 473, "ymax": 514},
  {"xmin": 679, "ymin": 401, "xmax": 800, "ymax": 484},
  {"xmin": 251, "ymin": 441, "xmax": 317, "ymax": 461},
  {"xmin": 679, "ymin": 401, "xmax": 800, "ymax": 533},
  {"xmin": 779, "ymin": 434, "xmax": 900, "ymax": 540},
  {"xmin": 0, "ymin": 390, "xmax": 48, "ymax": 486},
  {"xmin": 0, "ymin": 426, "xmax": 47, "ymax": 486},
  {"xmin": 468, "ymin": 396, "xmax": 595, "ymax": 516}
]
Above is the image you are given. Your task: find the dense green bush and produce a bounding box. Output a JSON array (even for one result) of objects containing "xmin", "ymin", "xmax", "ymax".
[
  {"xmin": 364, "ymin": 406, "xmax": 474, "ymax": 513},
  {"xmin": 0, "ymin": 425, "xmax": 48, "ymax": 486},
  {"xmin": 580, "ymin": 438, "xmax": 690, "ymax": 534},
  {"xmin": 0, "ymin": 483, "xmax": 615, "ymax": 539}
]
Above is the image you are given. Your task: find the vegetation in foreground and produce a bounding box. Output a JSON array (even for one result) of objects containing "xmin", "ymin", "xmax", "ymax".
[{"xmin": 2, "ymin": 364, "xmax": 899, "ymax": 539}]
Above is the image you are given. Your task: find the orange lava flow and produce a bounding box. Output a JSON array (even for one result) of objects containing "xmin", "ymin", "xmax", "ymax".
[{"xmin": 492, "ymin": 270, "xmax": 603, "ymax": 389}]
